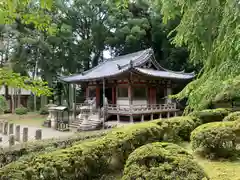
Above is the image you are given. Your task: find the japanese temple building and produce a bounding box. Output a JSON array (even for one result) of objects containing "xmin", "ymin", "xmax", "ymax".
[{"xmin": 62, "ymin": 48, "xmax": 194, "ymax": 129}]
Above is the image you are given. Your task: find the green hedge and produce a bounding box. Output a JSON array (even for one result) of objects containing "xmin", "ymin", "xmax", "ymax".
[
  {"xmin": 15, "ymin": 107, "xmax": 28, "ymax": 115},
  {"xmin": 39, "ymin": 107, "xmax": 49, "ymax": 115},
  {"xmin": 189, "ymin": 108, "xmax": 230, "ymax": 124},
  {"xmin": 153, "ymin": 116, "xmax": 201, "ymax": 141},
  {"xmin": 0, "ymin": 122, "xmax": 165, "ymax": 180},
  {"xmin": 0, "ymin": 131, "xmax": 107, "ymax": 168},
  {"xmin": 223, "ymin": 111, "xmax": 240, "ymax": 122},
  {"xmin": 191, "ymin": 121, "xmax": 240, "ymax": 158},
  {"xmin": 122, "ymin": 142, "xmax": 209, "ymax": 180}
]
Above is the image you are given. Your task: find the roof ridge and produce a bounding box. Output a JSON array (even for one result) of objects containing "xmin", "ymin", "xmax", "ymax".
[
  {"xmin": 116, "ymin": 48, "xmax": 153, "ymax": 69},
  {"xmin": 151, "ymin": 55, "xmax": 195, "ymax": 75}
]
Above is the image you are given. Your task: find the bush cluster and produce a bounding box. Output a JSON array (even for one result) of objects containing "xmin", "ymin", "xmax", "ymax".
[
  {"xmin": 223, "ymin": 111, "xmax": 240, "ymax": 122},
  {"xmin": 39, "ymin": 107, "xmax": 49, "ymax": 115},
  {"xmin": 189, "ymin": 108, "xmax": 230, "ymax": 124},
  {"xmin": 122, "ymin": 142, "xmax": 209, "ymax": 180},
  {"xmin": 153, "ymin": 116, "xmax": 201, "ymax": 141},
  {"xmin": 1, "ymin": 109, "xmax": 229, "ymax": 179},
  {"xmin": 15, "ymin": 107, "xmax": 28, "ymax": 115},
  {"xmin": 191, "ymin": 121, "xmax": 240, "ymax": 158},
  {"xmin": 0, "ymin": 131, "xmax": 106, "ymax": 167},
  {"xmin": 0, "ymin": 122, "xmax": 165, "ymax": 179}
]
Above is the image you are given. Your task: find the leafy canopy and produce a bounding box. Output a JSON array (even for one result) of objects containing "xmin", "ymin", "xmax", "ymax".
[{"xmin": 157, "ymin": 0, "xmax": 240, "ymax": 112}]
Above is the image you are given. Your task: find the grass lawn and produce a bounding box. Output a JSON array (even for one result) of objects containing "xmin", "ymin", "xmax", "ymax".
[
  {"xmin": 180, "ymin": 142, "xmax": 240, "ymax": 180},
  {"xmin": 103, "ymin": 142, "xmax": 240, "ymax": 180},
  {"xmin": 0, "ymin": 112, "xmax": 46, "ymax": 127}
]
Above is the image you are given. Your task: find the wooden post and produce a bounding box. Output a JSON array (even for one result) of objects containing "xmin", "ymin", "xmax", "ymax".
[
  {"xmin": 35, "ymin": 129, "xmax": 42, "ymax": 140},
  {"xmin": 117, "ymin": 114, "xmax": 120, "ymax": 123},
  {"xmin": 141, "ymin": 115, "xmax": 144, "ymax": 122},
  {"xmin": 112, "ymin": 87, "xmax": 116, "ymax": 104},
  {"xmin": 128, "ymin": 82, "xmax": 132, "ymax": 105},
  {"xmin": 3, "ymin": 122, "xmax": 8, "ymax": 135},
  {"xmin": 15, "ymin": 125, "xmax": 20, "ymax": 142},
  {"xmin": 23, "ymin": 127, "xmax": 28, "ymax": 142},
  {"xmin": 151, "ymin": 114, "xmax": 154, "ymax": 120},
  {"xmin": 9, "ymin": 123, "xmax": 14, "ymax": 135},
  {"xmin": 159, "ymin": 113, "xmax": 162, "ymax": 119},
  {"xmin": 130, "ymin": 115, "xmax": 133, "ymax": 123},
  {"xmin": 96, "ymin": 85, "xmax": 100, "ymax": 108},
  {"xmin": 167, "ymin": 112, "xmax": 170, "ymax": 118}
]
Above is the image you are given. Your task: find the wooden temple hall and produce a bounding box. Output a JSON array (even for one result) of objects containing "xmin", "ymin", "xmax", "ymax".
[{"xmin": 62, "ymin": 48, "xmax": 194, "ymax": 129}]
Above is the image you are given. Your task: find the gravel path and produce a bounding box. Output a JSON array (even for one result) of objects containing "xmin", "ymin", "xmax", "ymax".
[{"xmin": 0, "ymin": 124, "xmax": 74, "ymax": 147}]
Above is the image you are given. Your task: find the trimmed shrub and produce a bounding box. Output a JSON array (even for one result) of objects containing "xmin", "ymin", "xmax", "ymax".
[
  {"xmin": 153, "ymin": 116, "xmax": 201, "ymax": 141},
  {"xmin": 15, "ymin": 107, "xmax": 28, "ymax": 115},
  {"xmin": 189, "ymin": 108, "xmax": 230, "ymax": 124},
  {"xmin": 39, "ymin": 107, "xmax": 49, "ymax": 115},
  {"xmin": 191, "ymin": 121, "xmax": 239, "ymax": 158},
  {"xmin": 223, "ymin": 111, "xmax": 240, "ymax": 121},
  {"xmin": 0, "ymin": 131, "xmax": 107, "ymax": 167},
  {"xmin": 122, "ymin": 142, "xmax": 209, "ymax": 180},
  {"xmin": 0, "ymin": 122, "xmax": 165, "ymax": 179}
]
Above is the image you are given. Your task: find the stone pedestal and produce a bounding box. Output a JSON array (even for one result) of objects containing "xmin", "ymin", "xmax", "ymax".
[
  {"xmin": 35, "ymin": 129, "xmax": 42, "ymax": 140},
  {"xmin": 15, "ymin": 125, "xmax": 21, "ymax": 142},
  {"xmin": 0, "ymin": 122, "xmax": 3, "ymax": 133},
  {"xmin": 9, "ymin": 134, "xmax": 15, "ymax": 146},
  {"xmin": 50, "ymin": 110, "xmax": 57, "ymax": 129},
  {"xmin": 3, "ymin": 122, "xmax": 8, "ymax": 135},
  {"xmin": 23, "ymin": 127, "xmax": 28, "ymax": 142},
  {"xmin": 9, "ymin": 123, "xmax": 14, "ymax": 135}
]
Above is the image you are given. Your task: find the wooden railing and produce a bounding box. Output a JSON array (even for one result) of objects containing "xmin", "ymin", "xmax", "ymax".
[{"xmin": 107, "ymin": 103, "xmax": 177, "ymax": 114}]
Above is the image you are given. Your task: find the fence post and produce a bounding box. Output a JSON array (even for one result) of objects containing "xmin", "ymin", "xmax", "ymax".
[
  {"xmin": 35, "ymin": 129, "xmax": 42, "ymax": 140},
  {"xmin": 15, "ymin": 125, "xmax": 21, "ymax": 142},
  {"xmin": 9, "ymin": 123, "xmax": 14, "ymax": 135},
  {"xmin": 3, "ymin": 122, "xmax": 8, "ymax": 135},
  {"xmin": 9, "ymin": 134, "xmax": 15, "ymax": 146},
  {"xmin": 23, "ymin": 127, "xmax": 28, "ymax": 142}
]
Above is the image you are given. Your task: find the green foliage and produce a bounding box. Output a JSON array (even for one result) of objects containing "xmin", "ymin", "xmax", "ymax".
[
  {"xmin": 153, "ymin": 116, "xmax": 201, "ymax": 141},
  {"xmin": 223, "ymin": 112, "xmax": 240, "ymax": 122},
  {"xmin": 39, "ymin": 107, "xmax": 49, "ymax": 115},
  {"xmin": 0, "ymin": 95, "xmax": 7, "ymax": 114},
  {"xmin": 15, "ymin": 107, "xmax": 28, "ymax": 115},
  {"xmin": 0, "ymin": 68, "xmax": 52, "ymax": 97},
  {"xmin": 158, "ymin": 0, "xmax": 240, "ymax": 112},
  {"xmin": 0, "ymin": 122, "xmax": 165, "ymax": 179},
  {"xmin": 122, "ymin": 142, "xmax": 209, "ymax": 180},
  {"xmin": 191, "ymin": 121, "xmax": 240, "ymax": 159},
  {"xmin": 0, "ymin": 131, "xmax": 106, "ymax": 168},
  {"xmin": 1, "ymin": 0, "xmax": 55, "ymax": 32},
  {"xmin": 189, "ymin": 108, "xmax": 230, "ymax": 124}
]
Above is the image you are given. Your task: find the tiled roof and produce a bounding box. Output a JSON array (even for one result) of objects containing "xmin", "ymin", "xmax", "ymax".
[
  {"xmin": 62, "ymin": 48, "xmax": 194, "ymax": 82},
  {"xmin": 135, "ymin": 68, "xmax": 194, "ymax": 80}
]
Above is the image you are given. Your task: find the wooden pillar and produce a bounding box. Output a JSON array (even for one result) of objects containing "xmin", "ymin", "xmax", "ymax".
[
  {"xmin": 141, "ymin": 115, "xmax": 144, "ymax": 122},
  {"xmin": 130, "ymin": 115, "xmax": 133, "ymax": 123},
  {"xmin": 159, "ymin": 113, "xmax": 162, "ymax": 119},
  {"xmin": 86, "ymin": 87, "xmax": 89, "ymax": 99},
  {"xmin": 112, "ymin": 87, "xmax": 116, "ymax": 104},
  {"xmin": 117, "ymin": 114, "xmax": 120, "ymax": 123},
  {"xmin": 151, "ymin": 87, "xmax": 156, "ymax": 104},
  {"xmin": 151, "ymin": 114, "xmax": 154, "ymax": 120},
  {"xmin": 148, "ymin": 87, "xmax": 152, "ymax": 104},
  {"xmin": 128, "ymin": 83, "xmax": 132, "ymax": 105},
  {"xmin": 167, "ymin": 112, "xmax": 170, "ymax": 118},
  {"xmin": 96, "ymin": 85, "xmax": 100, "ymax": 108}
]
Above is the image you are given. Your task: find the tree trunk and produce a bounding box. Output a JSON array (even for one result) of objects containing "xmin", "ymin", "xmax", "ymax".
[{"xmin": 17, "ymin": 88, "xmax": 21, "ymax": 108}]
